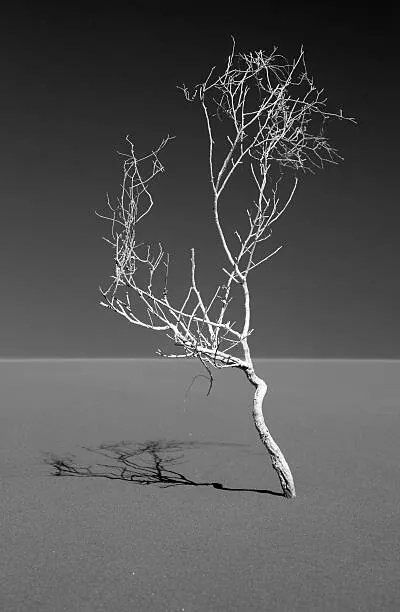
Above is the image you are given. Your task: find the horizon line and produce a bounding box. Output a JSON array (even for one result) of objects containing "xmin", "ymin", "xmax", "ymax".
[{"xmin": 0, "ymin": 357, "xmax": 399, "ymax": 362}]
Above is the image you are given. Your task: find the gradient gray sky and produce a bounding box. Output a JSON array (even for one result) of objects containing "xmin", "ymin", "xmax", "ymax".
[{"xmin": 1, "ymin": 1, "xmax": 398, "ymax": 358}]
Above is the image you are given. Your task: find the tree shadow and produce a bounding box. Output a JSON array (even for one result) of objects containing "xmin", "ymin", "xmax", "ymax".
[{"xmin": 43, "ymin": 439, "xmax": 283, "ymax": 497}]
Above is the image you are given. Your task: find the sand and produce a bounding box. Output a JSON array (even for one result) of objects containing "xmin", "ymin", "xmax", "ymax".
[{"xmin": 0, "ymin": 359, "xmax": 399, "ymax": 611}]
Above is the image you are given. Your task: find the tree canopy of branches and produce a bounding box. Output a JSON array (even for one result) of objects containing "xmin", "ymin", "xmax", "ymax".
[{"xmin": 97, "ymin": 41, "xmax": 354, "ymax": 498}]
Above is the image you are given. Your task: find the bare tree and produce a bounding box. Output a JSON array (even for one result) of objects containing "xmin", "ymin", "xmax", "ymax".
[{"xmin": 97, "ymin": 41, "xmax": 354, "ymax": 498}]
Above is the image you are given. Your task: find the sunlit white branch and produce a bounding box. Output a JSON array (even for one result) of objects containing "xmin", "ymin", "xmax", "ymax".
[{"xmin": 98, "ymin": 40, "xmax": 354, "ymax": 379}]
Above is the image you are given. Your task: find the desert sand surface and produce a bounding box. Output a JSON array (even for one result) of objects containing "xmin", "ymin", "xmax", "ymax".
[{"xmin": 0, "ymin": 358, "xmax": 399, "ymax": 611}]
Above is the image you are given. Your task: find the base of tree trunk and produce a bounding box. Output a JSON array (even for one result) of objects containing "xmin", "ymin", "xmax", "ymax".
[{"xmin": 259, "ymin": 432, "xmax": 296, "ymax": 499}]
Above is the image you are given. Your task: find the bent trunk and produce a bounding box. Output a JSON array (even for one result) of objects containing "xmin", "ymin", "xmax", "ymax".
[{"xmin": 245, "ymin": 367, "xmax": 296, "ymax": 499}]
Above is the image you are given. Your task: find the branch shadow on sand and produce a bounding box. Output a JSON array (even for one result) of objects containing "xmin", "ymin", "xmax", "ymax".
[{"xmin": 43, "ymin": 439, "xmax": 283, "ymax": 497}]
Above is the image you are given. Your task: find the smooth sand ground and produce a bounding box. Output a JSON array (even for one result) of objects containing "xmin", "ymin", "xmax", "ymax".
[{"xmin": 0, "ymin": 359, "xmax": 399, "ymax": 611}]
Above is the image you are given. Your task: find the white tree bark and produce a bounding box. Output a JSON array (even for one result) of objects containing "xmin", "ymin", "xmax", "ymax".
[{"xmin": 244, "ymin": 367, "xmax": 296, "ymax": 499}]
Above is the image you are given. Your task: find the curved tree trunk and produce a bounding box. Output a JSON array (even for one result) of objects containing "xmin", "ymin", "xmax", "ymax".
[{"xmin": 244, "ymin": 367, "xmax": 296, "ymax": 499}]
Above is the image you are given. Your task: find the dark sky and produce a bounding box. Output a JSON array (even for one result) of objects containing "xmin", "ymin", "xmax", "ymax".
[{"xmin": 1, "ymin": 1, "xmax": 398, "ymax": 358}]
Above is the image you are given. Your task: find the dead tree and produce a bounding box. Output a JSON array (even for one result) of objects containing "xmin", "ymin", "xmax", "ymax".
[{"xmin": 97, "ymin": 42, "xmax": 354, "ymax": 498}]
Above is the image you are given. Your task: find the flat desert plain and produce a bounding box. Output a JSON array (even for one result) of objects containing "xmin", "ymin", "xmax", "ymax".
[{"xmin": 0, "ymin": 359, "xmax": 399, "ymax": 611}]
